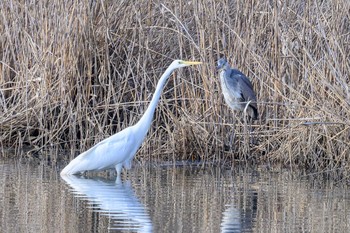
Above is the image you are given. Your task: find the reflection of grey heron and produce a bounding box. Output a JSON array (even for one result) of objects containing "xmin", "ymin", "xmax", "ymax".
[
  {"xmin": 217, "ymin": 58, "xmax": 258, "ymax": 121},
  {"xmin": 220, "ymin": 192, "xmax": 258, "ymax": 233},
  {"xmin": 61, "ymin": 175, "xmax": 152, "ymax": 232},
  {"xmin": 220, "ymin": 204, "xmax": 241, "ymax": 233},
  {"xmin": 61, "ymin": 60, "xmax": 201, "ymax": 177}
]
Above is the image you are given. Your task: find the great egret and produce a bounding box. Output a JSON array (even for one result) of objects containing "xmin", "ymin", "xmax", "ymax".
[
  {"xmin": 217, "ymin": 58, "xmax": 258, "ymax": 120},
  {"xmin": 61, "ymin": 60, "xmax": 201, "ymax": 176}
]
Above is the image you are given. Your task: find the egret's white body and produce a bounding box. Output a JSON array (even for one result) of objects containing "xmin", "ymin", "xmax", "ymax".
[{"xmin": 60, "ymin": 60, "xmax": 201, "ymax": 177}]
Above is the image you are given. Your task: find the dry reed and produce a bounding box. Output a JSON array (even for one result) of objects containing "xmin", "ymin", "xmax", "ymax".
[{"xmin": 0, "ymin": 0, "xmax": 349, "ymax": 173}]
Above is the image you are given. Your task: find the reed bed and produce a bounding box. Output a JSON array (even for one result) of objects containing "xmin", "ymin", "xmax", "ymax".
[{"xmin": 0, "ymin": 0, "xmax": 349, "ymax": 173}]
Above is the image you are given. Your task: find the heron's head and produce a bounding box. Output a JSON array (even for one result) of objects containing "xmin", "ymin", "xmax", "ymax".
[
  {"xmin": 217, "ymin": 58, "xmax": 229, "ymax": 71},
  {"xmin": 171, "ymin": 60, "xmax": 202, "ymax": 69}
]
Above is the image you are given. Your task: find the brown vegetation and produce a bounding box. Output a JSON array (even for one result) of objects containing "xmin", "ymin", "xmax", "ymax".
[{"xmin": 0, "ymin": 1, "xmax": 349, "ymax": 173}]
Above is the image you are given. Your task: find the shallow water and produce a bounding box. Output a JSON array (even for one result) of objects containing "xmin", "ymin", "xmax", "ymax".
[{"xmin": 0, "ymin": 158, "xmax": 349, "ymax": 233}]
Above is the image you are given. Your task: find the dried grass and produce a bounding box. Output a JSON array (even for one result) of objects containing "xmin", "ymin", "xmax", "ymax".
[{"xmin": 0, "ymin": 0, "xmax": 349, "ymax": 173}]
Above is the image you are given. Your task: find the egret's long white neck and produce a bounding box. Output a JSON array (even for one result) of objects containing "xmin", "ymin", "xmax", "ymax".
[{"xmin": 135, "ymin": 65, "xmax": 177, "ymax": 134}]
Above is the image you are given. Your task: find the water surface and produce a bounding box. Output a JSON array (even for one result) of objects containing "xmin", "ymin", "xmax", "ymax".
[{"xmin": 0, "ymin": 158, "xmax": 349, "ymax": 232}]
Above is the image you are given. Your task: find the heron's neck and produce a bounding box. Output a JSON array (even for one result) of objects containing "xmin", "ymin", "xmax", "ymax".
[{"xmin": 135, "ymin": 65, "xmax": 175, "ymax": 132}]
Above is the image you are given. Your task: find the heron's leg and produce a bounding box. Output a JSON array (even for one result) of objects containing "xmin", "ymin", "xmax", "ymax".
[
  {"xmin": 248, "ymin": 120, "xmax": 253, "ymax": 140},
  {"xmin": 241, "ymin": 112, "xmax": 251, "ymax": 161},
  {"xmin": 229, "ymin": 116, "xmax": 236, "ymax": 150},
  {"xmin": 247, "ymin": 117, "xmax": 259, "ymax": 146}
]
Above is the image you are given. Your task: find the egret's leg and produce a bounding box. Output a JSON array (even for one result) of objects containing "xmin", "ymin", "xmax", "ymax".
[
  {"xmin": 115, "ymin": 163, "xmax": 123, "ymax": 179},
  {"xmin": 115, "ymin": 175, "xmax": 122, "ymax": 184},
  {"xmin": 124, "ymin": 160, "xmax": 132, "ymax": 170},
  {"xmin": 122, "ymin": 160, "xmax": 132, "ymax": 179}
]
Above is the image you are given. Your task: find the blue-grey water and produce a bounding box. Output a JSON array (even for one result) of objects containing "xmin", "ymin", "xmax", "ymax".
[{"xmin": 0, "ymin": 157, "xmax": 349, "ymax": 233}]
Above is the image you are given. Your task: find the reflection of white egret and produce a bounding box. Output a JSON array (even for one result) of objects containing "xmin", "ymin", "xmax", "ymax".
[
  {"xmin": 61, "ymin": 60, "xmax": 201, "ymax": 176},
  {"xmin": 220, "ymin": 204, "xmax": 241, "ymax": 233},
  {"xmin": 61, "ymin": 175, "xmax": 152, "ymax": 232}
]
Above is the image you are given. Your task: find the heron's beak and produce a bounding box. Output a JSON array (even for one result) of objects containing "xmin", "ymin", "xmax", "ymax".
[{"xmin": 180, "ymin": 60, "xmax": 202, "ymax": 65}]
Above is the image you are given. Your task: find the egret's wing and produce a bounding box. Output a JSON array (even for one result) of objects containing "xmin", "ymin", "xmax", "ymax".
[
  {"xmin": 61, "ymin": 127, "xmax": 135, "ymax": 174},
  {"xmin": 81, "ymin": 127, "xmax": 135, "ymax": 167}
]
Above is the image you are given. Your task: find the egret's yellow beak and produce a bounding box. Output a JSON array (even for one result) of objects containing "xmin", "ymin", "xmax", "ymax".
[{"xmin": 179, "ymin": 60, "xmax": 202, "ymax": 65}]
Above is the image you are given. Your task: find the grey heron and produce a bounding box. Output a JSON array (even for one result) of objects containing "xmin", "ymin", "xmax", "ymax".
[{"xmin": 217, "ymin": 58, "xmax": 258, "ymax": 121}]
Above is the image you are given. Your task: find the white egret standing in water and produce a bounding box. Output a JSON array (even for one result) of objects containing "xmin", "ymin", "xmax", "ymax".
[{"xmin": 61, "ymin": 60, "xmax": 201, "ymax": 177}]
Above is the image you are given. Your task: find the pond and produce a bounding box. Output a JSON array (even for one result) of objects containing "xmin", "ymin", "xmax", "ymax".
[{"xmin": 0, "ymin": 157, "xmax": 349, "ymax": 232}]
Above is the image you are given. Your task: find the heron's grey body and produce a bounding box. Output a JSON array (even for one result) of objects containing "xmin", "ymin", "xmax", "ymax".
[{"xmin": 217, "ymin": 58, "xmax": 258, "ymax": 120}]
